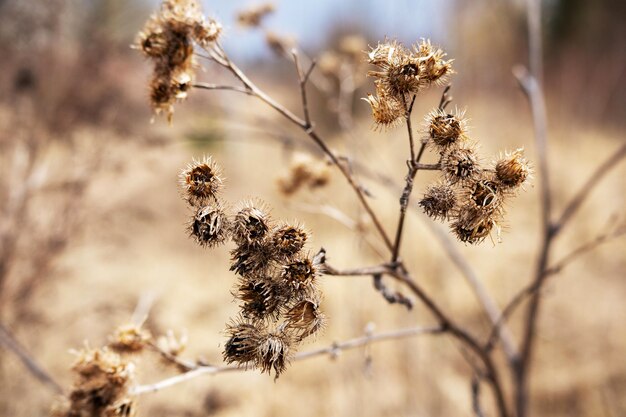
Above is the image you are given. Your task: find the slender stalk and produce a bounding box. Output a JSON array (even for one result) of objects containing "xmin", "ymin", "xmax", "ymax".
[
  {"xmin": 200, "ymin": 44, "xmax": 395, "ymax": 251},
  {"xmin": 130, "ymin": 325, "xmax": 444, "ymax": 395}
]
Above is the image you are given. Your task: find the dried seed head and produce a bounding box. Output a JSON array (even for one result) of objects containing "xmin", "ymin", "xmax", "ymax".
[
  {"xmin": 271, "ymin": 223, "xmax": 308, "ymax": 259},
  {"xmin": 277, "ymin": 153, "xmax": 331, "ymax": 196},
  {"xmin": 451, "ymin": 205, "xmax": 496, "ymax": 244},
  {"xmin": 338, "ymin": 35, "xmax": 368, "ymax": 62},
  {"xmin": 425, "ymin": 108, "xmax": 467, "ymax": 150},
  {"xmin": 156, "ymin": 330, "xmax": 188, "ymax": 358},
  {"xmin": 230, "ymin": 244, "xmax": 274, "ymax": 276},
  {"xmin": 284, "ymin": 299, "xmax": 325, "ymax": 341},
  {"xmin": 419, "ymin": 183, "xmax": 457, "ymax": 221},
  {"xmin": 108, "ymin": 324, "xmax": 151, "ymax": 354},
  {"xmin": 180, "ymin": 156, "xmax": 224, "ymax": 205},
  {"xmin": 237, "ymin": 277, "xmax": 286, "ymax": 321},
  {"xmin": 223, "ymin": 320, "xmax": 264, "ymax": 366},
  {"xmin": 190, "ymin": 203, "xmax": 230, "ymax": 247},
  {"xmin": 495, "ymin": 148, "xmax": 531, "ymax": 188},
  {"xmin": 282, "ymin": 257, "xmax": 317, "ymax": 290},
  {"xmin": 59, "ymin": 347, "xmax": 135, "ymax": 417},
  {"xmin": 317, "ymin": 51, "xmax": 342, "ymax": 78},
  {"xmin": 237, "ymin": 3, "xmax": 275, "ymax": 27},
  {"xmin": 363, "ymin": 85, "xmax": 404, "ymax": 130},
  {"xmin": 441, "ymin": 146, "xmax": 480, "ymax": 184},
  {"xmin": 468, "ymin": 178, "xmax": 503, "ymax": 213},
  {"xmin": 264, "ymin": 31, "xmax": 295, "ymax": 57},
  {"xmin": 231, "ymin": 201, "xmax": 272, "ymax": 245},
  {"xmin": 367, "ymin": 40, "xmax": 422, "ymax": 97},
  {"xmin": 413, "ymin": 39, "xmax": 454, "ymax": 85},
  {"xmin": 136, "ymin": 0, "xmax": 222, "ymax": 120},
  {"xmin": 256, "ymin": 331, "xmax": 291, "ymax": 377}
]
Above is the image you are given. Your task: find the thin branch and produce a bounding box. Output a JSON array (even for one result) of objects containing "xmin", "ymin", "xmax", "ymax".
[
  {"xmin": 192, "ymin": 82, "xmax": 252, "ymax": 96},
  {"xmin": 485, "ymin": 222, "xmax": 626, "ymax": 353},
  {"xmin": 472, "ymin": 376, "xmax": 487, "ymax": 417},
  {"xmin": 423, "ymin": 220, "xmax": 519, "ymax": 362},
  {"xmin": 292, "ymin": 51, "xmax": 316, "ymax": 128},
  {"xmin": 553, "ymin": 143, "xmax": 626, "ymax": 235},
  {"xmin": 372, "ymin": 274, "xmax": 413, "ymax": 310},
  {"xmin": 205, "ymin": 43, "xmax": 394, "ymax": 252},
  {"xmin": 0, "ymin": 323, "xmax": 64, "ymax": 395},
  {"xmin": 130, "ymin": 324, "xmax": 444, "ymax": 395}
]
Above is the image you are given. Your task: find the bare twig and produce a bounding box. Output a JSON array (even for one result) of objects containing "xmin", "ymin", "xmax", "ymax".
[
  {"xmin": 200, "ymin": 42, "xmax": 394, "ymax": 251},
  {"xmin": 130, "ymin": 324, "xmax": 444, "ymax": 395},
  {"xmin": 423, "ymin": 220, "xmax": 519, "ymax": 362},
  {"xmin": 472, "ymin": 375, "xmax": 487, "ymax": 417},
  {"xmin": 0, "ymin": 323, "xmax": 64, "ymax": 394},
  {"xmin": 372, "ymin": 274, "xmax": 413, "ymax": 310}
]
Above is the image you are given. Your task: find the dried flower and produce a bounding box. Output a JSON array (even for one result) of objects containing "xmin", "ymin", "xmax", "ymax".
[
  {"xmin": 256, "ymin": 331, "xmax": 291, "ymax": 377},
  {"xmin": 54, "ymin": 347, "xmax": 135, "ymax": 417},
  {"xmin": 363, "ymin": 85, "xmax": 405, "ymax": 130},
  {"xmin": 237, "ymin": 3, "xmax": 275, "ymax": 28},
  {"xmin": 223, "ymin": 320, "xmax": 264, "ymax": 366},
  {"xmin": 425, "ymin": 108, "xmax": 468, "ymax": 150},
  {"xmin": 230, "ymin": 243, "xmax": 274, "ymax": 276},
  {"xmin": 368, "ymin": 40, "xmax": 422, "ymax": 98},
  {"xmin": 441, "ymin": 146, "xmax": 481, "ymax": 184},
  {"xmin": 271, "ymin": 223, "xmax": 309, "ymax": 259},
  {"xmin": 156, "ymin": 330, "xmax": 188, "ymax": 357},
  {"xmin": 284, "ymin": 299, "xmax": 325, "ymax": 341},
  {"xmin": 108, "ymin": 324, "xmax": 151, "ymax": 354},
  {"xmin": 136, "ymin": 0, "xmax": 222, "ymax": 120},
  {"xmin": 495, "ymin": 148, "xmax": 531, "ymax": 188},
  {"xmin": 281, "ymin": 256, "xmax": 317, "ymax": 290},
  {"xmin": 180, "ymin": 156, "xmax": 224, "ymax": 205},
  {"xmin": 451, "ymin": 204, "xmax": 497, "ymax": 244},
  {"xmin": 467, "ymin": 178, "xmax": 504, "ymax": 213},
  {"xmin": 237, "ymin": 277, "xmax": 287, "ymax": 321},
  {"xmin": 190, "ymin": 203, "xmax": 231, "ymax": 247},
  {"xmin": 419, "ymin": 183, "xmax": 457, "ymax": 221},
  {"xmin": 277, "ymin": 153, "xmax": 331, "ymax": 196},
  {"xmin": 231, "ymin": 201, "xmax": 272, "ymax": 246},
  {"xmin": 264, "ymin": 31, "xmax": 295, "ymax": 57},
  {"xmin": 413, "ymin": 39, "xmax": 453, "ymax": 85}
]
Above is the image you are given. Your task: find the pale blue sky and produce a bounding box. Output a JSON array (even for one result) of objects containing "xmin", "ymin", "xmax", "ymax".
[{"xmin": 199, "ymin": 0, "xmax": 455, "ymax": 59}]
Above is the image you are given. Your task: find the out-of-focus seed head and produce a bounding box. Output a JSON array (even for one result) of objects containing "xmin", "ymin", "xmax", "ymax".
[
  {"xmin": 271, "ymin": 223, "xmax": 308, "ymax": 259},
  {"xmin": 277, "ymin": 153, "xmax": 331, "ymax": 196},
  {"xmin": 190, "ymin": 203, "xmax": 230, "ymax": 247},
  {"xmin": 156, "ymin": 330, "xmax": 188, "ymax": 358},
  {"xmin": 180, "ymin": 156, "xmax": 224, "ymax": 206},
  {"xmin": 108, "ymin": 324, "xmax": 151, "ymax": 354},
  {"xmin": 57, "ymin": 347, "xmax": 135, "ymax": 417},
  {"xmin": 363, "ymin": 84, "xmax": 404, "ymax": 130},
  {"xmin": 413, "ymin": 39, "xmax": 454, "ymax": 85},
  {"xmin": 419, "ymin": 183, "xmax": 457, "ymax": 221},
  {"xmin": 231, "ymin": 201, "xmax": 272, "ymax": 245},
  {"xmin": 284, "ymin": 299, "xmax": 325, "ymax": 341},
  {"xmin": 281, "ymin": 257, "xmax": 317, "ymax": 290},
  {"xmin": 223, "ymin": 320, "xmax": 264, "ymax": 366},
  {"xmin": 237, "ymin": 3, "xmax": 275, "ymax": 28},
  {"xmin": 451, "ymin": 205, "xmax": 497, "ymax": 244},
  {"xmin": 264, "ymin": 31, "xmax": 295, "ymax": 57},
  {"xmin": 136, "ymin": 0, "xmax": 222, "ymax": 121},
  {"xmin": 237, "ymin": 277, "xmax": 286, "ymax": 321},
  {"xmin": 441, "ymin": 146, "xmax": 480, "ymax": 184},
  {"xmin": 317, "ymin": 51, "xmax": 342, "ymax": 78},
  {"xmin": 495, "ymin": 148, "xmax": 531, "ymax": 188},
  {"xmin": 256, "ymin": 331, "xmax": 291, "ymax": 377},
  {"xmin": 425, "ymin": 108, "xmax": 467, "ymax": 150},
  {"xmin": 338, "ymin": 34, "xmax": 368, "ymax": 62}
]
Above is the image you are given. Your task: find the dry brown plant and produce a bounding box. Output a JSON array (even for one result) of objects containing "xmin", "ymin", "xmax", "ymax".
[{"xmin": 29, "ymin": 1, "xmax": 625, "ymax": 417}]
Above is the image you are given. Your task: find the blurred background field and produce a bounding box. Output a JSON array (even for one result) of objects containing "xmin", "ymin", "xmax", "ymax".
[{"xmin": 0, "ymin": 0, "xmax": 624, "ymax": 416}]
